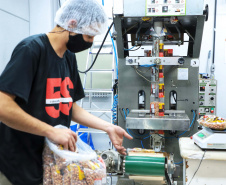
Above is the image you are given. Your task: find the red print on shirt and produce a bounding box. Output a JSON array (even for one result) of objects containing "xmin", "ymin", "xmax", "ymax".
[{"xmin": 45, "ymin": 77, "xmax": 74, "ymax": 118}]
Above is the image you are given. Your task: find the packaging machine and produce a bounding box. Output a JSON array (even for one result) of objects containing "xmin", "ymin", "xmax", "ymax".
[{"xmin": 101, "ymin": 0, "xmax": 208, "ymax": 184}]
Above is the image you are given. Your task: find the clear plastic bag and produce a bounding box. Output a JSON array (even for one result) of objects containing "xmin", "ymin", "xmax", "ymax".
[
  {"xmin": 43, "ymin": 165, "xmax": 53, "ymax": 185},
  {"xmin": 51, "ymin": 164, "xmax": 63, "ymax": 185},
  {"xmin": 43, "ymin": 125, "xmax": 106, "ymax": 185},
  {"xmin": 198, "ymin": 115, "xmax": 226, "ymax": 130},
  {"xmin": 46, "ymin": 125, "xmax": 97, "ymax": 163}
]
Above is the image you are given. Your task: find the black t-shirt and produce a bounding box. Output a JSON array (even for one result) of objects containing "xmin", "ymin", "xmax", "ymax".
[{"xmin": 0, "ymin": 34, "xmax": 85, "ymax": 185}]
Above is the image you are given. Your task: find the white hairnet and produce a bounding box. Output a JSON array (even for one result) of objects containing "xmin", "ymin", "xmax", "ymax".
[{"xmin": 55, "ymin": 0, "xmax": 108, "ymax": 36}]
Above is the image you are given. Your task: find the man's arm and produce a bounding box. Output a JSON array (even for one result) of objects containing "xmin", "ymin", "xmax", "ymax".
[
  {"xmin": 0, "ymin": 91, "xmax": 77, "ymax": 151},
  {"xmin": 71, "ymin": 102, "xmax": 133, "ymax": 155}
]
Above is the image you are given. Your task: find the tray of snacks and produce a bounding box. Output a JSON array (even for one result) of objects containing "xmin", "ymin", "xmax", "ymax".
[{"xmin": 198, "ymin": 115, "xmax": 226, "ymax": 130}]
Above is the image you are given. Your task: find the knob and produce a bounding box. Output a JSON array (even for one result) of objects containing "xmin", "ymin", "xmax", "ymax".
[
  {"xmin": 210, "ymin": 97, "xmax": 214, "ymax": 100},
  {"xmin": 200, "ymin": 102, "xmax": 203, "ymax": 105},
  {"xmin": 198, "ymin": 125, "xmax": 203, "ymax": 130},
  {"xmin": 178, "ymin": 58, "xmax": 185, "ymax": 65}
]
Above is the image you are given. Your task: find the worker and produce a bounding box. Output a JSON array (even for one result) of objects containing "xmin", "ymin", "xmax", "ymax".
[{"xmin": 0, "ymin": 0, "xmax": 132, "ymax": 184}]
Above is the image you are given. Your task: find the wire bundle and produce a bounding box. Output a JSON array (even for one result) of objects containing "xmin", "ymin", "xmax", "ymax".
[{"xmin": 112, "ymin": 95, "xmax": 118, "ymax": 124}]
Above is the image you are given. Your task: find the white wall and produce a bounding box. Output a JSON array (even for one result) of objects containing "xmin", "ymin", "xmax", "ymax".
[
  {"xmin": 214, "ymin": 0, "xmax": 226, "ymax": 117},
  {"xmin": 186, "ymin": 0, "xmax": 226, "ymax": 118},
  {"xmin": 29, "ymin": 0, "xmax": 58, "ymax": 35},
  {"xmin": 0, "ymin": 0, "xmax": 30, "ymax": 74},
  {"xmin": 199, "ymin": 0, "xmax": 215, "ymax": 74},
  {"xmin": 0, "ymin": 0, "xmax": 58, "ymax": 74}
]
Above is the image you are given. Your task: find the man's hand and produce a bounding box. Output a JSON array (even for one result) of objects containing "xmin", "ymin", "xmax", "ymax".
[
  {"xmin": 106, "ymin": 125, "xmax": 133, "ymax": 155},
  {"xmin": 47, "ymin": 128, "xmax": 77, "ymax": 152}
]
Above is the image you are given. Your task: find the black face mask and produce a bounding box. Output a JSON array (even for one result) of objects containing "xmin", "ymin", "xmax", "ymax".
[{"xmin": 66, "ymin": 34, "xmax": 93, "ymax": 53}]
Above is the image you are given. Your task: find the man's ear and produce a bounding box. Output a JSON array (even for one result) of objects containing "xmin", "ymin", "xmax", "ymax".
[{"xmin": 68, "ymin": 19, "xmax": 77, "ymax": 29}]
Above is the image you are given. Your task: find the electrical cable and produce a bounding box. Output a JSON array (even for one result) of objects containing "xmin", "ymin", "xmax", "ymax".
[
  {"xmin": 177, "ymin": 110, "xmax": 196, "ymax": 137},
  {"xmin": 128, "ymin": 45, "xmax": 142, "ymax": 51},
  {"xmin": 119, "ymin": 108, "xmax": 126, "ymax": 122},
  {"xmin": 122, "ymin": 108, "xmax": 127, "ymax": 120},
  {"xmin": 136, "ymin": 66, "xmax": 153, "ymax": 74},
  {"xmin": 78, "ymin": 22, "xmax": 114, "ymax": 73},
  {"xmin": 140, "ymin": 64, "xmax": 156, "ymax": 68},
  {"xmin": 158, "ymin": 110, "xmax": 196, "ymax": 139},
  {"xmin": 140, "ymin": 135, "xmax": 152, "ymax": 148},
  {"xmin": 141, "ymin": 140, "xmax": 144, "ymax": 148},
  {"xmin": 122, "ymin": 108, "xmax": 152, "ymax": 149},
  {"xmin": 102, "ymin": 0, "xmax": 118, "ymax": 79},
  {"xmin": 143, "ymin": 135, "xmax": 152, "ymax": 140},
  {"xmin": 112, "ymin": 95, "xmax": 118, "ymax": 124},
  {"xmin": 188, "ymin": 151, "xmax": 206, "ymax": 185},
  {"xmin": 123, "ymin": 109, "xmax": 152, "ymax": 148},
  {"xmin": 133, "ymin": 66, "xmax": 152, "ymax": 83},
  {"xmin": 127, "ymin": 128, "xmax": 134, "ymax": 138},
  {"xmin": 126, "ymin": 108, "xmax": 129, "ymax": 115},
  {"xmin": 109, "ymin": 30, "xmax": 118, "ymax": 79},
  {"xmin": 124, "ymin": 45, "xmax": 139, "ymax": 51},
  {"xmin": 124, "ymin": 28, "xmax": 143, "ymax": 51},
  {"xmin": 187, "ymin": 112, "xmax": 198, "ymax": 137},
  {"xmin": 123, "ymin": 22, "xmax": 139, "ymax": 36},
  {"xmin": 175, "ymin": 161, "xmax": 183, "ymax": 164},
  {"xmin": 59, "ymin": 0, "xmax": 61, "ymax": 7},
  {"xmin": 122, "ymin": 108, "xmax": 150, "ymax": 139}
]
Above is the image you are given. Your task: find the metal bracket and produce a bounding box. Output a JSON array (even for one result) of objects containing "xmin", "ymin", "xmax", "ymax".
[{"xmin": 151, "ymin": 134, "xmax": 163, "ymax": 152}]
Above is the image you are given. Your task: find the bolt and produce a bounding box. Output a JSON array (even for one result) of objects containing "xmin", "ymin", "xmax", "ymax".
[
  {"xmin": 128, "ymin": 59, "xmax": 133, "ymax": 64},
  {"xmin": 178, "ymin": 58, "xmax": 185, "ymax": 65}
]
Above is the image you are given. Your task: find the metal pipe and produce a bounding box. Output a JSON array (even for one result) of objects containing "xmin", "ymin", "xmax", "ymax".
[{"xmin": 212, "ymin": 0, "xmax": 217, "ymax": 64}]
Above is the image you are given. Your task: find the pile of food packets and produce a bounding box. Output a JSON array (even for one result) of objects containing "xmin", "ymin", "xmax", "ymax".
[{"xmin": 43, "ymin": 125, "xmax": 106, "ymax": 185}]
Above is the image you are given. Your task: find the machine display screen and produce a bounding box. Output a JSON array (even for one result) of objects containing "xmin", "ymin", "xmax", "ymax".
[{"xmin": 197, "ymin": 132, "xmax": 206, "ymax": 139}]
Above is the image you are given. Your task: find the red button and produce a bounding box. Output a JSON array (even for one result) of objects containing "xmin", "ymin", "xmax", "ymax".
[
  {"xmin": 190, "ymin": 136, "xmax": 193, "ymax": 139},
  {"xmin": 211, "ymin": 110, "xmax": 214, "ymax": 113}
]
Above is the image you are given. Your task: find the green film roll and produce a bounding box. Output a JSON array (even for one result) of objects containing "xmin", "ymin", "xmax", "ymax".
[{"xmin": 125, "ymin": 156, "xmax": 165, "ymax": 176}]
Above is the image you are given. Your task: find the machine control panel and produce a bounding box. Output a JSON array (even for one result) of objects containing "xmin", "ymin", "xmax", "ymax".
[
  {"xmin": 195, "ymin": 129, "xmax": 211, "ymax": 139},
  {"xmin": 199, "ymin": 79, "xmax": 217, "ymax": 116},
  {"xmin": 197, "ymin": 132, "xmax": 205, "ymax": 138}
]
